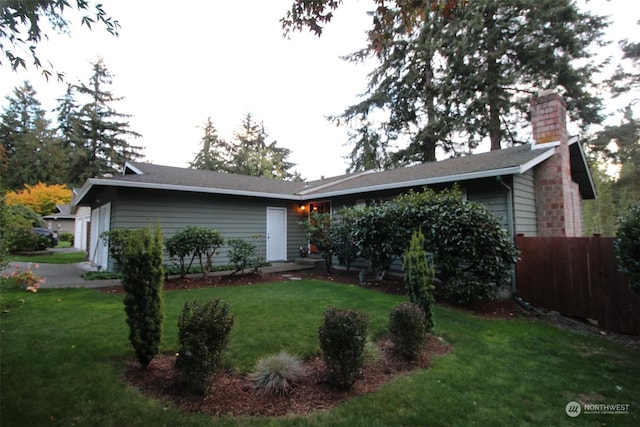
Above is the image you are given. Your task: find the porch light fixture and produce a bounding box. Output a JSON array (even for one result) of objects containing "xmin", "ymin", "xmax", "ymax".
[{"xmin": 298, "ymin": 203, "xmax": 306, "ymax": 212}]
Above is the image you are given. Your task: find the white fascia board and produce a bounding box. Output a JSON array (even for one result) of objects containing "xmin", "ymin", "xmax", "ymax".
[
  {"xmin": 518, "ymin": 148, "xmax": 556, "ymax": 173},
  {"xmin": 532, "ymin": 140, "xmax": 560, "ymax": 150},
  {"xmin": 71, "ymin": 178, "xmax": 99, "ymax": 207},
  {"xmin": 123, "ymin": 162, "xmax": 145, "ymax": 175},
  {"xmin": 301, "ymin": 166, "xmax": 525, "ymax": 200},
  {"xmin": 73, "ymin": 178, "xmax": 298, "ymax": 204}
]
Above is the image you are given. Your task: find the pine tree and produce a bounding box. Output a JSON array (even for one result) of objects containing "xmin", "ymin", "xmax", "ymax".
[
  {"xmin": 286, "ymin": 0, "xmax": 608, "ymax": 168},
  {"xmin": 229, "ymin": 114, "xmax": 298, "ymax": 180},
  {"xmin": 0, "ymin": 81, "xmax": 66, "ymax": 189},
  {"xmin": 54, "ymin": 84, "xmax": 87, "ymax": 185},
  {"xmin": 71, "ymin": 58, "xmax": 143, "ymax": 184},
  {"xmin": 189, "ymin": 117, "xmax": 232, "ymax": 172}
]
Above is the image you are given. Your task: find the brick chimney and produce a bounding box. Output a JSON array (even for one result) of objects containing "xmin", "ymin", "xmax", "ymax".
[{"xmin": 531, "ymin": 90, "xmax": 582, "ymax": 237}]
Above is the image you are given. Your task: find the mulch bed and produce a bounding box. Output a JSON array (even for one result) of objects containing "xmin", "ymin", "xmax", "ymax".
[
  {"xmin": 105, "ymin": 267, "xmax": 637, "ymax": 418},
  {"xmin": 125, "ymin": 335, "xmax": 450, "ymax": 417}
]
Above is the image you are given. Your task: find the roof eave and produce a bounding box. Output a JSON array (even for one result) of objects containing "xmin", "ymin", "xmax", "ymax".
[
  {"xmin": 302, "ymin": 165, "xmax": 525, "ymax": 200},
  {"xmin": 72, "ymin": 178, "xmax": 299, "ymax": 205}
]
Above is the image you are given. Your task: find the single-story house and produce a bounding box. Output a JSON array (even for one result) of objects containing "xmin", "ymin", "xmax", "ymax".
[
  {"xmin": 43, "ymin": 204, "xmax": 75, "ymax": 235},
  {"xmin": 72, "ymin": 91, "xmax": 595, "ymax": 271}
]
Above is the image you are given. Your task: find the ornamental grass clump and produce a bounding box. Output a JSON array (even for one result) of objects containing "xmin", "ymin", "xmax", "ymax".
[
  {"xmin": 175, "ymin": 299, "xmax": 234, "ymax": 394},
  {"xmin": 389, "ymin": 302, "xmax": 427, "ymax": 360},
  {"xmin": 251, "ymin": 351, "xmax": 303, "ymax": 396},
  {"xmin": 318, "ymin": 307, "xmax": 369, "ymax": 390}
]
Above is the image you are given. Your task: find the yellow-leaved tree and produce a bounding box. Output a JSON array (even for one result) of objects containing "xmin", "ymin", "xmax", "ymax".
[{"xmin": 6, "ymin": 183, "xmax": 72, "ymax": 215}]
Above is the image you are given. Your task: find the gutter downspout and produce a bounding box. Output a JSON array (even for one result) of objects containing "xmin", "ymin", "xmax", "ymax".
[{"xmin": 496, "ymin": 176, "xmax": 543, "ymax": 314}]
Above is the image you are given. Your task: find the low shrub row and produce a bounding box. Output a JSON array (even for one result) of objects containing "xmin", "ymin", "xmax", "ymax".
[
  {"xmin": 173, "ymin": 301, "xmax": 430, "ymax": 395},
  {"xmin": 103, "ymin": 226, "xmax": 263, "ymax": 279}
]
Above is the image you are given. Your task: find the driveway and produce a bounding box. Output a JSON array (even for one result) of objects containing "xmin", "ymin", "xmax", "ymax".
[{"xmin": 4, "ymin": 250, "xmax": 121, "ymax": 289}]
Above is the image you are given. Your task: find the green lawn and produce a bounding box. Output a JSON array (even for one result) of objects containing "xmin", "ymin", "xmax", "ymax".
[
  {"xmin": 0, "ymin": 279, "xmax": 638, "ymax": 426},
  {"xmin": 7, "ymin": 250, "xmax": 88, "ymax": 264}
]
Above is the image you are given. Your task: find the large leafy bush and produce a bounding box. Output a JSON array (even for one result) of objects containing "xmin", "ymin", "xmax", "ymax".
[
  {"xmin": 335, "ymin": 188, "xmax": 519, "ymax": 305},
  {"xmin": 176, "ymin": 299, "xmax": 234, "ymax": 394},
  {"xmin": 615, "ymin": 202, "xmax": 640, "ymax": 296}
]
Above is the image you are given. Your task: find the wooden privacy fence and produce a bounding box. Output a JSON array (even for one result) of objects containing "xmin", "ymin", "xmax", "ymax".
[{"xmin": 515, "ymin": 235, "xmax": 640, "ymax": 335}]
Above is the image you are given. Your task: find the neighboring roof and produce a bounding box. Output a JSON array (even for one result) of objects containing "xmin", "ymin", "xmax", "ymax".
[
  {"xmin": 72, "ymin": 142, "xmax": 596, "ymax": 206},
  {"xmin": 43, "ymin": 204, "xmax": 74, "ymax": 220}
]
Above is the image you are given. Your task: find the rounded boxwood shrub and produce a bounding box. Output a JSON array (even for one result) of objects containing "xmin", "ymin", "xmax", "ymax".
[
  {"xmin": 389, "ymin": 302, "xmax": 427, "ymax": 360},
  {"xmin": 175, "ymin": 299, "xmax": 234, "ymax": 394},
  {"xmin": 318, "ymin": 307, "xmax": 369, "ymax": 390}
]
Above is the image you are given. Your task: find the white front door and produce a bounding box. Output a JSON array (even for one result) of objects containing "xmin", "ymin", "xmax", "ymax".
[{"xmin": 266, "ymin": 207, "xmax": 287, "ymax": 261}]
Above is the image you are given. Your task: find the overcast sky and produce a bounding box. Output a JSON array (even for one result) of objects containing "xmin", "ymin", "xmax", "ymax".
[{"xmin": 1, "ymin": 0, "xmax": 637, "ymax": 181}]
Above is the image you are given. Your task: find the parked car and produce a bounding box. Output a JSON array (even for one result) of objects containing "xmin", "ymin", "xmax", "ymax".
[{"xmin": 33, "ymin": 227, "xmax": 58, "ymax": 247}]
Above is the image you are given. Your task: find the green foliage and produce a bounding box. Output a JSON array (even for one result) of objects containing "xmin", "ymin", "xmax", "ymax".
[
  {"xmin": 164, "ymin": 225, "xmax": 225, "ymax": 279},
  {"xmin": 396, "ymin": 189, "xmax": 519, "ymax": 305},
  {"xmin": 251, "ymin": 351, "xmax": 303, "ymax": 396},
  {"xmin": 389, "ymin": 302, "xmax": 427, "ymax": 360},
  {"xmin": 315, "ymin": 0, "xmax": 608, "ymax": 168},
  {"xmin": 121, "ymin": 224, "xmax": 164, "ymax": 368},
  {"xmin": 190, "ymin": 226, "xmax": 224, "ymax": 279},
  {"xmin": 335, "ymin": 188, "xmax": 519, "ymax": 305},
  {"xmin": 164, "ymin": 226, "xmax": 198, "ymax": 277},
  {"xmin": 0, "ymin": 187, "xmax": 7, "ymax": 271},
  {"xmin": 614, "ymin": 202, "xmax": 640, "ymax": 296},
  {"xmin": 100, "ymin": 228, "xmax": 136, "ymax": 269},
  {"xmin": 300, "ymin": 211, "xmax": 333, "ymax": 272},
  {"xmin": 228, "ymin": 238, "xmax": 264, "ymax": 275},
  {"xmin": 0, "ymin": 83, "xmax": 67, "ymax": 190},
  {"xmin": 6, "ymin": 204, "xmax": 43, "ymax": 227},
  {"xmin": 318, "ymin": 307, "xmax": 369, "ymax": 390},
  {"xmin": 403, "ymin": 228, "xmax": 435, "ymax": 331},
  {"xmin": 58, "ymin": 231, "xmax": 73, "ymax": 243},
  {"xmin": 175, "ymin": 299, "xmax": 235, "ymax": 394},
  {"xmin": 227, "ymin": 113, "xmax": 299, "ymax": 180},
  {"xmin": 189, "ymin": 117, "xmax": 232, "ymax": 171},
  {"xmin": 346, "ymin": 202, "xmax": 405, "ymax": 277},
  {"xmin": 0, "ymin": 0, "xmax": 119, "ymax": 76},
  {"xmin": 330, "ymin": 208, "xmax": 358, "ymax": 270},
  {"xmin": 4, "ymin": 204, "xmax": 49, "ymax": 252},
  {"xmin": 68, "ymin": 59, "xmax": 143, "ymax": 185}
]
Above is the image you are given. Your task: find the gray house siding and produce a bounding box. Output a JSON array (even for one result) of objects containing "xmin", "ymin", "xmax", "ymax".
[
  {"xmin": 512, "ymin": 171, "xmax": 538, "ymax": 236},
  {"xmin": 97, "ymin": 187, "xmax": 306, "ymax": 271}
]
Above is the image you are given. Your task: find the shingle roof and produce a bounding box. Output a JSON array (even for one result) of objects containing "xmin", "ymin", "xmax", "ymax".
[
  {"xmin": 299, "ymin": 143, "xmax": 553, "ymax": 197},
  {"xmin": 73, "ymin": 142, "xmax": 594, "ymax": 206}
]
